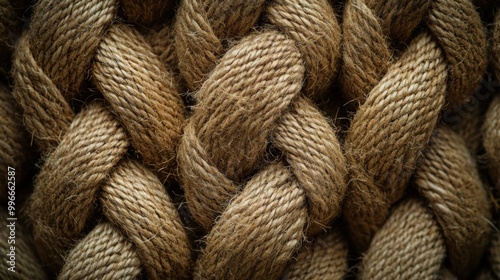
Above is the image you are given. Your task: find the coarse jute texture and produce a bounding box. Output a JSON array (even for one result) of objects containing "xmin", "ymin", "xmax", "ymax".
[
  {"xmin": 3, "ymin": 0, "xmax": 500, "ymax": 279},
  {"xmin": 341, "ymin": 0, "xmax": 487, "ymax": 254},
  {"xmin": 12, "ymin": 0, "xmax": 190, "ymax": 278},
  {"xmin": 0, "ymin": 1, "xmax": 47, "ymax": 279},
  {"xmin": 361, "ymin": 125, "xmax": 490, "ymax": 279}
]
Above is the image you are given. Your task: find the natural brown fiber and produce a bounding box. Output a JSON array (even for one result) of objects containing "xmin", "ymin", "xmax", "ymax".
[
  {"xmin": 12, "ymin": 0, "xmax": 190, "ymax": 278},
  {"xmin": 341, "ymin": 0, "xmax": 488, "ymax": 253},
  {"xmin": 415, "ymin": 126, "xmax": 490, "ymax": 277},
  {"xmin": 360, "ymin": 125, "xmax": 490, "ymax": 279},
  {"xmin": 93, "ymin": 23, "xmax": 186, "ymax": 179},
  {"xmin": 4, "ymin": 0, "xmax": 500, "ymax": 279},
  {"xmin": 178, "ymin": 26, "xmax": 347, "ymax": 278},
  {"xmin": 282, "ymin": 229, "xmax": 348, "ymax": 280},
  {"xmin": 343, "ymin": 31, "xmax": 446, "ymax": 251},
  {"xmin": 360, "ymin": 198, "xmax": 446, "ymax": 279},
  {"xmin": 59, "ymin": 222, "xmax": 141, "ymax": 279},
  {"xmin": 175, "ymin": 0, "xmax": 266, "ymax": 92},
  {"xmin": 265, "ymin": 0, "xmax": 341, "ymax": 98},
  {"xmin": 0, "ymin": 1, "xmax": 46, "ymax": 279}
]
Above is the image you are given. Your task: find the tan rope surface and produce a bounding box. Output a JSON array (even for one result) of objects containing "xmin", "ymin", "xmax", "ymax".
[
  {"xmin": 0, "ymin": 1, "xmax": 47, "ymax": 279},
  {"xmin": 2, "ymin": 0, "xmax": 499, "ymax": 279}
]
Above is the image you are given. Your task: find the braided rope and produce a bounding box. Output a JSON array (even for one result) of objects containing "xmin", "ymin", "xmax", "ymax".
[
  {"xmin": 178, "ymin": 30, "xmax": 347, "ymax": 278},
  {"xmin": 360, "ymin": 198, "xmax": 446, "ymax": 279},
  {"xmin": 92, "ymin": 23, "xmax": 186, "ymax": 179},
  {"xmin": 13, "ymin": 0, "xmax": 191, "ymax": 278},
  {"xmin": 344, "ymin": 30, "xmax": 447, "ymax": 250},
  {"xmin": 281, "ymin": 229, "xmax": 348, "ymax": 280},
  {"xmin": 174, "ymin": 0, "xmax": 348, "ymax": 278},
  {"xmin": 416, "ymin": 126, "xmax": 490, "ymax": 276},
  {"xmin": 362, "ymin": 126, "xmax": 490, "ymax": 278},
  {"xmin": 341, "ymin": 0, "xmax": 487, "ymax": 252},
  {"xmin": 4, "ymin": 0, "xmax": 498, "ymax": 278},
  {"xmin": 0, "ymin": 1, "xmax": 47, "ymax": 279}
]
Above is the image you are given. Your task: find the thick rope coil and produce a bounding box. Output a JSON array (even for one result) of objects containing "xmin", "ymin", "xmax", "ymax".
[
  {"xmin": 92, "ymin": 23, "xmax": 186, "ymax": 179},
  {"xmin": 178, "ymin": 30, "xmax": 303, "ymax": 229},
  {"xmin": 175, "ymin": 1, "xmax": 347, "ymax": 277},
  {"xmin": 13, "ymin": 0, "xmax": 191, "ymax": 277},
  {"xmin": 13, "ymin": 0, "xmax": 115, "ymax": 154},
  {"xmin": 59, "ymin": 222, "xmax": 142, "ymax": 280},
  {"xmin": 343, "ymin": 31, "xmax": 446, "ymax": 251},
  {"xmin": 27, "ymin": 0, "xmax": 116, "ymax": 102},
  {"xmin": 7, "ymin": 0, "xmax": 497, "ymax": 278},
  {"xmin": 60, "ymin": 159, "xmax": 191, "ymax": 279},
  {"xmin": 19, "ymin": 100, "xmax": 126, "ymax": 269},
  {"xmin": 177, "ymin": 20, "xmax": 346, "ymax": 280},
  {"xmin": 194, "ymin": 161, "xmax": 308, "ymax": 279},
  {"xmin": 264, "ymin": 0, "xmax": 341, "ymax": 99},
  {"xmin": 359, "ymin": 198, "xmax": 446, "ymax": 280},
  {"xmin": 175, "ymin": 0, "xmax": 266, "ymax": 92},
  {"xmin": 190, "ymin": 96, "xmax": 346, "ymax": 279},
  {"xmin": 342, "ymin": 0, "xmax": 486, "ymax": 106},
  {"xmin": 415, "ymin": 126, "xmax": 490, "ymax": 277},
  {"xmin": 281, "ymin": 229, "xmax": 349, "ymax": 280},
  {"xmin": 178, "ymin": 29, "xmax": 346, "ymax": 231},
  {"xmin": 427, "ymin": 0, "xmax": 487, "ymax": 106},
  {"xmin": 341, "ymin": 0, "xmax": 429, "ymax": 105},
  {"xmin": 362, "ymin": 126, "xmax": 490, "ymax": 279},
  {"xmin": 341, "ymin": 0, "xmax": 487, "ymax": 251}
]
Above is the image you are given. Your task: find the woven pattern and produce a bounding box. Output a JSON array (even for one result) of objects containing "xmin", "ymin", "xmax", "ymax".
[{"xmin": 1, "ymin": 0, "xmax": 500, "ymax": 279}]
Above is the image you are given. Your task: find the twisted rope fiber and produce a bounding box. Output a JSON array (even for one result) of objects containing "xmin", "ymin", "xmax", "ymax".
[
  {"xmin": 13, "ymin": 0, "xmax": 191, "ymax": 278},
  {"xmin": 340, "ymin": 0, "xmax": 488, "ymax": 258},
  {"xmin": 175, "ymin": 0, "xmax": 349, "ymax": 278},
  {"xmin": 360, "ymin": 126, "xmax": 490, "ymax": 279},
  {"xmin": 360, "ymin": 198, "xmax": 446, "ymax": 280},
  {"xmin": 178, "ymin": 32, "xmax": 347, "ymax": 278},
  {"xmin": 281, "ymin": 229, "xmax": 348, "ymax": 280},
  {"xmin": 7, "ymin": 0, "xmax": 498, "ymax": 279},
  {"xmin": 0, "ymin": 1, "xmax": 47, "ymax": 278}
]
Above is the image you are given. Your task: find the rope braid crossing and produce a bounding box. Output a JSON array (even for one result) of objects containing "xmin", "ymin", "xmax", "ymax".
[
  {"xmin": 341, "ymin": 0, "xmax": 487, "ymax": 252},
  {"xmin": 175, "ymin": 0, "xmax": 347, "ymax": 278},
  {"xmin": 281, "ymin": 229, "xmax": 349, "ymax": 280},
  {"xmin": 5, "ymin": 0, "xmax": 498, "ymax": 278},
  {"xmin": 13, "ymin": 0, "xmax": 190, "ymax": 278},
  {"xmin": 360, "ymin": 126, "xmax": 490, "ymax": 279},
  {"xmin": 359, "ymin": 198, "xmax": 446, "ymax": 279}
]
